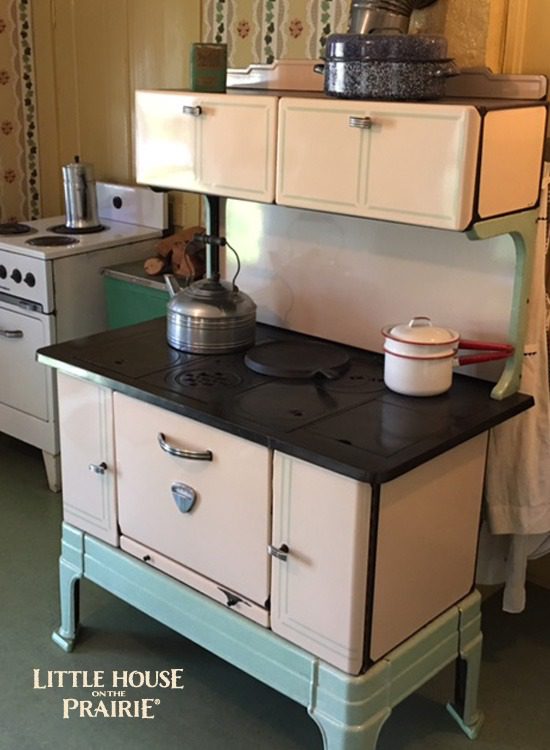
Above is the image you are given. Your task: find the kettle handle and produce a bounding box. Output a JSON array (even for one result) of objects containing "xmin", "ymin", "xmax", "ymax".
[{"xmin": 164, "ymin": 274, "xmax": 181, "ymax": 298}]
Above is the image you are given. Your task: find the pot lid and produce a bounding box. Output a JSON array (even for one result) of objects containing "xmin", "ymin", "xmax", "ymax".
[
  {"xmin": 324, "ymin": 32, "xmax": 448, "ymax": 62},
  {"xmin": 383, "ymin": 316, "xmax": 459, "ymax": 345},
  {"xmin": 245, "ymin": 340, "xmax": 350, "ymax": 379}
]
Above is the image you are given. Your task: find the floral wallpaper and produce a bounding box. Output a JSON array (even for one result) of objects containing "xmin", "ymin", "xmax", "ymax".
[
  {"xmin": 202, "ymin": 0, "xmax": 351, "ymax": 68},
  {"xmin": 0, "ymin": 0, "xmax": 39, "ymax": 222},
  {"xmin": 201, "ymin": 0, "xmax": 490, "ymax": 70}
]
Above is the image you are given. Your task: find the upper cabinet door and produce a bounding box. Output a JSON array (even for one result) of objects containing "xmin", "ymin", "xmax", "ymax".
[
  {"xmin": 277, "ymin": 98, "xmax": 482, "ymax": 230},
  {"xmin": 135, "ymin": 90, "xmax": 278, "ymax": 202}
]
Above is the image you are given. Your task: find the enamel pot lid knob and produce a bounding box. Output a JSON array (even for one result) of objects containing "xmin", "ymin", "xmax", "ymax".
[{"xmin": 383, "ymin": 316, "xmax": 459, "ymax": 346}]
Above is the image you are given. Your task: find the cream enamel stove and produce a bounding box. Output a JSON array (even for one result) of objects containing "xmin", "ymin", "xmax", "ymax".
[{"xmin": 0, "ymin": 182, "xmax": 168, "ymax": 491}]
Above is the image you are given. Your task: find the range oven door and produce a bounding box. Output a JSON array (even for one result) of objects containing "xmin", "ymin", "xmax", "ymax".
[{"xmin": 0, "ymin": 302, "xmax": 55, "ymax": 422}]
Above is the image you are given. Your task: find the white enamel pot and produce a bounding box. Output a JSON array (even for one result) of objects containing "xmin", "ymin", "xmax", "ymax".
[{"xmin": 381, "ymin": 316, "xmax": 514, "ymax": 397}]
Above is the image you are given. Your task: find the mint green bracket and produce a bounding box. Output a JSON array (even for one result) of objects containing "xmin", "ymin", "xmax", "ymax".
[
  {"xmin": 52, "ymin": 523, "xmax": 484, "ymax": 749},
  {"xmin": 467, "ymin": 209, "xmax": 538, "ymax": 400}
]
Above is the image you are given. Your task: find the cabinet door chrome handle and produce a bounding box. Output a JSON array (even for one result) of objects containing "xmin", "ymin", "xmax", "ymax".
[
  {"xmin": 267, "ymin": 543, "xmax": 289, "ymax": 562},
  {"xmin": 0, "ymin": 329, "xmax": 23, "ymax": 338},
  {"xmin": 349, "ymin": 116, "xmax": 373, "ymax": 130},
  {"xmin": 182, "ymin": 105, "xmax": 202, "ymax": 117},
  {"xmin": 158, "ymin": 432, "xmax": 213, "ymax": 461},
  {"xmin": 88, "ymin": 461, "xmax": 107, "ymax": 475}
]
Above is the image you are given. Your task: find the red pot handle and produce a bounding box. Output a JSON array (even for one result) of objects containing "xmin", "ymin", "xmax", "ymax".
[
  {"xmin": 458, "ymin": 339, "xmax": 514, "ymax": 354},
  {"xmin": 457, "ymin": 351, "xmax": 513, "ymax": 366}
]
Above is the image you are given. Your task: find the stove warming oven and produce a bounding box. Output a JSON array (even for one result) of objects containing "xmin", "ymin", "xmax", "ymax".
[{"xmin": 0, "ymin": 183, "xmax": 167, "ymax": 491}]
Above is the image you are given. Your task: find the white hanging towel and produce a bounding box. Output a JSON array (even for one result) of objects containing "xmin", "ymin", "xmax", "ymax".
[{"xmin": 477, "ymin": 169, "xmax": 550, "ymax": 611}]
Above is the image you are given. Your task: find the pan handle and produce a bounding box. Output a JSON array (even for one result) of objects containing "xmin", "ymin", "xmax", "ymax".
[
  {"xmin": 456, "ymin": 351, "xmax": 513, "ymax": 366},
  {"xmin": 458, "ymin": 339, "xmax": 514, "ymax": 353}
]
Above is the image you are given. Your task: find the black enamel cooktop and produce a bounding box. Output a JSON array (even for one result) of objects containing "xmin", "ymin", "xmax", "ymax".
[{"xmin": 37, "ymin": 318, "xmax": 533, "ymax": 483}]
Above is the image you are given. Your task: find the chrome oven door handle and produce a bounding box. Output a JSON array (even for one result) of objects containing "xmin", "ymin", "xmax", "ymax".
[
  {"xmin": 182, "ymin": 105, "xmax": 202, "ymax": 117},
  {"xmin": 0, "ymin": 329, "xmax": 23, "ymax": 338},
  {"xmin": 158, "ymin": 432, "xmax": 213, "ymax": 461}
]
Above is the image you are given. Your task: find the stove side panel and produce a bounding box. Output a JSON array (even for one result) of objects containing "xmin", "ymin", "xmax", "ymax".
[{"xmin": 53, "ymin": 239, "xmax": 158, "ymax": 341}]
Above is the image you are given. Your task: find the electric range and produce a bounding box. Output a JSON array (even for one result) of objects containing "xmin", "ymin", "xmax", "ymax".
[{"xmin": 0, "ymin": 183, "xmax": 168, "ymax": 491}]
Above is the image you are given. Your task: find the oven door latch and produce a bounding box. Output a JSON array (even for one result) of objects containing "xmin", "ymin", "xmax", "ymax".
[
  {"xmin": 267, "ymin": 543, "xmax": 290, "ymax": 562},
  {"xmin": 217, "ymin": 587, "xmax": 251, "ymax": 609}
]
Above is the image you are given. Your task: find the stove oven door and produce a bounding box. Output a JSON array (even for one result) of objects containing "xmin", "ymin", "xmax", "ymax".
[
  {"xmin": 0, "ymin": 302, "xmax": 55, "ymax": 423},
  {"xmin": 114, "ymin": 392, "xmax": 271, "ymax": 616}
]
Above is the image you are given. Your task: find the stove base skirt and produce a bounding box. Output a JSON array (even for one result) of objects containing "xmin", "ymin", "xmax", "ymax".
[{"xmin": 52, "ymin": 522, "xmax": 484, "ymax": 748}]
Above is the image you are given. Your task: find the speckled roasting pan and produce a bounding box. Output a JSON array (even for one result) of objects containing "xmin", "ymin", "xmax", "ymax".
[{"xmin": 318, "ymin": 32, "xmax": 458, "ymax": 101}]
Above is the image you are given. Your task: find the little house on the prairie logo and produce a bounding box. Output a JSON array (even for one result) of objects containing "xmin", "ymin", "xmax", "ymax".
[{"xmin": 33, "ymin": 668, "xmax": 185, "ymax": 719}]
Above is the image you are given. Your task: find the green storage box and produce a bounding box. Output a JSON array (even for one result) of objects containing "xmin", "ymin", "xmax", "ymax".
[{"xmin": 103, "ymin": 261, "xmax": 169, "ymax": 329}]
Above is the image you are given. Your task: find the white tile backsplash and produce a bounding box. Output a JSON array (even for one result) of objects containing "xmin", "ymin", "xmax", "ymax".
[{"xmin": 225, "ymin": 200, "xmax": 514, "ymax": 351}]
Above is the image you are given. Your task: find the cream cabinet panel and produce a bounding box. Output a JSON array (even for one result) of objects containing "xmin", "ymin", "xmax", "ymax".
[
  {"xmin": 270, "ymin": 452, "xmax": 371, "ymax": 675},
  {"xmin": 57, "ymin": 373, "xmax": 117, "ymax": 545},
  {"xmin": 135, "ymin": 90, "xmax": 278, "ymax": 201},
  {"xmin": 370, "ymin": 434, "xmax": 487, "ymax": 661},
  {"xmin": 277, "ymin": 97, "xmax": 481, "ymax": 230},
  {"xmin": 478, "ymin": 106, "xmax": 547, "ymax": 219},
  {"xmin": 114, "ymin": 392, "xmax": 271, "ymax": 605},
  {"xmin": 276, "ymin": 102, "xmax": 369, "ymax": 210}
]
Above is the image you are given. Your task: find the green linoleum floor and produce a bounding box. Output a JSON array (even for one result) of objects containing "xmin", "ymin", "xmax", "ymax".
[{"xmin": 1, "ymin": 431, "xmax": 550, "ymax": 750}]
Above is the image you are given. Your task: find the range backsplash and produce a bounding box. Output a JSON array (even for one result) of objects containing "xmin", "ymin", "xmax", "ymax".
[{"xmin": 224, "ymin": 199, "xmax": 515, "ymax": 383}]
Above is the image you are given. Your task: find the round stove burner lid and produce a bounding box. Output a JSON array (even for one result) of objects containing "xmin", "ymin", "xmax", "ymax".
[
  {"xmin": 245, "ymin": 341, "xmax": 350, "ymax": 380},
  {"xmin": 26, "ymin": 235, "xmax": 80, "ymax": 247},
  {"xmin": 48, "ymin": 223, "xmax": 107, "ymax": 235},
  {"xmin": 0, "ymin": 221, "xmax": 33, "ymax": 236}
]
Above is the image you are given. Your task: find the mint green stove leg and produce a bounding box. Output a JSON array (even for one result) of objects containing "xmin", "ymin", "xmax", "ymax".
[
  {"xmin": 446, "ymin": 592, "xmax": 484, "ymax": 739},
  {"xmin": 51, "ymin": 524, "xmax": 84, "ymax": 652},
  {"xmin": 446, "ymin": 644, "xmax": 484, "ymax": 739},
  {"xmin": 310, "ymin": 707, "xmax": 392, "ymax": 750},
  {"xmin": 309, "ymin": 660, "xmax": 393, "ymax": 750}
]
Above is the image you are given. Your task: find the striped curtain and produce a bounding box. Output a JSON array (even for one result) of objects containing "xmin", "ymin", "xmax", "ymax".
[{"xmin": 0, "ymin": 0, "xmax": 39, "ymax": 222}]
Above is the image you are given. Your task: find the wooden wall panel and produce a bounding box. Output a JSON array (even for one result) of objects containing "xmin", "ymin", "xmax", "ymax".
[
  {"xmin": 504, "ymin": 0, "xmax": 550, "ymax": 77},
  {"xmin": 32, "ymin": 0, "xmax": 201, "ymax": 223},
  {"xmin": 129, "ymin": 0, "xmax": 197, "ymax": 90},
  {"xmin": 59, "ymin": 1, "xmax": 132, "ymax": 181},
  {"xmin": 128, "ymin": 0, "xmax": 202, "ymax": 225}
]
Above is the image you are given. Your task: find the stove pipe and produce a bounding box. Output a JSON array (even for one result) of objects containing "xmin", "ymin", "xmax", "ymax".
[
  {"xmin": 348, "ymin": 0, "xmax": 437, "ymax": 35},
  {"xmin": 348, "ymin": 0, "xmax": 413, "ymax": 34}
]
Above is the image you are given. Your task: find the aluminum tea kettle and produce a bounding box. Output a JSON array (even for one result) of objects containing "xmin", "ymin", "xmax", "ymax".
[
  {"xmin": 164, "ymin": 234, "xmax": 256, "ymax": 354},
  {"xmin": 62, "ymin": 155, "xmax": 100, "ymax": 230}
]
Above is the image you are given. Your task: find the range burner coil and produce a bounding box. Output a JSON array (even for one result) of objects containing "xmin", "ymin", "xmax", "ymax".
[
  {"xmin": 48, "ymin": 223, "xmax": 107, "ymax": 235},
  {"xmin": 0, "ymin": 222, "xmax": 33, "ymax": 236},
  {"xmin": 26, "ymin": 235, "xmax": 80, "ymax": 247}
]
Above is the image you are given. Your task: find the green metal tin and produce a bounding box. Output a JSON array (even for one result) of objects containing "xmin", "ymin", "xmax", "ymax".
[{"xmin": 190, "ymin": 43, "xmax": 227, "ymax": 93}]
